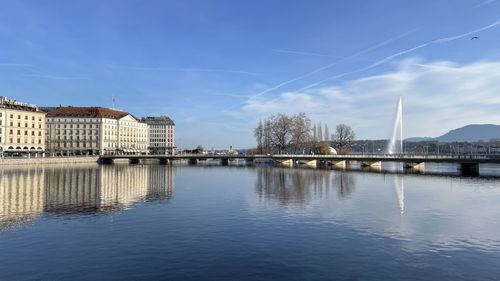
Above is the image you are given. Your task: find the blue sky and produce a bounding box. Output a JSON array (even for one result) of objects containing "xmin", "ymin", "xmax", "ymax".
[{"xmin": 1, "ymin": 0, "xmax": 500, "ymax": 149}]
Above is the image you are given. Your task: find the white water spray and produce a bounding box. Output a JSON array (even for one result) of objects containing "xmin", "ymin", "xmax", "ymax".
[
  {"xmin": 387, "ymin": 96, "xmax": 403, "ymax": 154},
  {"xmin": 394, "ymin": 175, "xmax": 405, "ymax": 215}
]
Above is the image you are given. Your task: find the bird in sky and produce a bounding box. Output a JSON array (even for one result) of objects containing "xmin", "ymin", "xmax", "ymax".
[{"xmin": 471, "ymin": 36, "xmax": 480, "ymax": 40}]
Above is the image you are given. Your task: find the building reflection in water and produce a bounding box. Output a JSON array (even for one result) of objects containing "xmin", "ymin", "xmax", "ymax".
[
  {"xmin": 255, "ymin": 167, "xmax": 356, "ymax": 205},
  {"xmin": 0, "ymin": 167, "xmax": 45, "ymax": 228},
  {"xmin": 0, "ymin": 164, "xmax": 175, "ymax": 228}
]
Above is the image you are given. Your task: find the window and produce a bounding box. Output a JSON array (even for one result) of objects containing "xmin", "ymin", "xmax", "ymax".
[{"xmin": 17, "ymin": 115, "xmax": 20, "ymax": 119}]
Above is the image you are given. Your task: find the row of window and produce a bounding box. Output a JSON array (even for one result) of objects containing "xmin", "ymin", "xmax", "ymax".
[
  {"xmin": 55, "ymin": 129, "xmax": 99, "ymax": 135},
  {"xmin": 0, "ymin": 113, "xmax": 43, "ymax": 122},
  {"xmin": 2, "ymin": 129, "xmax": 43, "ymax": 136},
  {"xmin": 4, "ymin": 138, "xmax": 42, "ymax": 144},
  {"xmin": 1, "ymin": 121, "xmax": 43, "ymax": 128},
  {"xmin": 48, "ymin": 118, "xmax": 100, "ymax": 123},
  {"xmin": 55, "ymin": 124, "xmax": 98, "ymax": 129},
  {"xmin": 55, "ymin": 136, "xmax": 96, "ymax": 141}
]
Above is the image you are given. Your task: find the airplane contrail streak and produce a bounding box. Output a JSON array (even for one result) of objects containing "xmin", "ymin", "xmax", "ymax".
[
  {"xmin": 293, "ymin": 19, "xmax": 500, "ymax": 93},
  {"xmin": 233, "ymin": 30, "xmax": 414, "ymax": 106}
]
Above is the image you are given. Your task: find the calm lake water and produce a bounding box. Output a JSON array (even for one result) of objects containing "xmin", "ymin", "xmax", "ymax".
[{"xmin": 1, "ymin": 163, "xmax": 500, "ymax": 281}]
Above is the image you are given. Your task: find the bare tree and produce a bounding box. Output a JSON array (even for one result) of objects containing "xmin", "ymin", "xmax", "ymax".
[
  {"xmin": 334, "ymin": 124, "xmax": 355, "ymax": 154},
  {"xmin": 254, "ymin": 113, "xmax": 312, "ymax": 154},
  {"xmin": 270, "ymin": 114, "xmax": 293, "ymax": 154},
  {"xmin": 290, "ymin": 113, "xmax": 312, "ymax": 153}
]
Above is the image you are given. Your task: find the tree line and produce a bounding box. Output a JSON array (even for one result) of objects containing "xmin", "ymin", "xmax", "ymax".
[{"xmin": 253, "ymin": 113, "xmax": 355, "ymax": 155}]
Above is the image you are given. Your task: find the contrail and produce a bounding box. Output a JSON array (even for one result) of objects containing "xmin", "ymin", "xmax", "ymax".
[
  {"xmin": 123, "ymin": 66, "xmax": 262, "ymax": 76},
  {"xmin": 294, "ymin": 19, "xmax": 500, "ymax": 93},
  {"xmin": 272, "ymin": 49, "xmax": 343, "ymax": 59},
  {"xmin": 232, "ymin": 30, "xmax": 414, "ymax": 106},
  {"xmin": 0, "ymin": 63, "xmax": 32, "ymax": 67},
  {"xmin": 23, "ymin": 74, "xmax": 89, "ymax": 80},
  {"xmin": 475, "ymin": 0, "xmax": 496, "ymax": 8}
]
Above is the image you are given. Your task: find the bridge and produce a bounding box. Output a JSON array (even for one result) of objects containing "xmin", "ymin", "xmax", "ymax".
[{"xmin": 98, "ymin": 153, "xmax": 500, "ymax": 175}]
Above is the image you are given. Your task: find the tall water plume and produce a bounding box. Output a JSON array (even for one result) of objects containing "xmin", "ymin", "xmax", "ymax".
[{"xmin": 387, "ymin": 96, "xmax": 403, "ymax": 154}]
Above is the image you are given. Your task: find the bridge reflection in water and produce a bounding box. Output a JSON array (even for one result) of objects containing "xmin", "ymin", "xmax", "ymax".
[{"xmin": 0, "ymin": 164, "xmax": 175, "ymax": 229}]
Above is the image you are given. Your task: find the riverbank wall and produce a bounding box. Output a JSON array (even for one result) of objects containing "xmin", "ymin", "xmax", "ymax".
[{"xmin": 0, "ymin": 156, "xmax": 99, "ymax": 166}]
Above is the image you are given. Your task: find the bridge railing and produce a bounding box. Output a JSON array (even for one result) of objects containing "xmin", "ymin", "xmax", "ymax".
[{"xmin": 252, "ymin": 154, "xmax": 500, "ymax": 160}]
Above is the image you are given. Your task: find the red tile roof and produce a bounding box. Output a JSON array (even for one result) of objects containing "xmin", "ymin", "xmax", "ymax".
[{"xmin": 46, "ymin": 107, "xmax": 130, "ymax": 119}]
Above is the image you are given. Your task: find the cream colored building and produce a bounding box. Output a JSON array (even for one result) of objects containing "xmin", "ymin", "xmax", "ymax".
[
  {"xmin": 142, "ymin": 116, "xmax": 176, "ymax": 155},
  {"xmin": 0, "ymin": 96, "xmax": 46, "ymax": 155},
  {"xmin": 117, "ymin": 115, "xmax": 149, "ymax": 154},
  {"xmin": 46, "ymin": 107, "xmax": 148, "ymax": 155}
]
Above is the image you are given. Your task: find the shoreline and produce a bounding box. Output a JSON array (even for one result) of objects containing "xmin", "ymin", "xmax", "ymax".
[{"xmin": 0, "ymin": 156, "xmax": 99, "ymax": 166}]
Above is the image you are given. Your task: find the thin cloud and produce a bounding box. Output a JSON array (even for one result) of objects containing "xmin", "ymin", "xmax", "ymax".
[
  {"xmin": 475, "ymin": 0, "xmax": 496, "ymax": 8},
  {"xmin": 123, "ymin": 66, "xmax": 262, "ymax": 76},
  {"xmin": 272, "ymin": 49, "xmax": 343, "ymax": 59},
  {"xmin": 225, "ymin": 30, "xmax": 414, "ymax": 111},
  {"xmin": 240, "ymin": 59, "xmax": 500, "ymax": 139},
  {"xmin": 22, "ymin": 74, "xmax": 89, "ymax": 80},
  {"xmin": 213, "ymin": 93, "xmax": 253, "ymax": 98},
  {"xmin": 294, "ymin": 19, "xmax": 500, "ymax": 92},
  {"xmin": 0, "ymin": 63, "xmax": 32, "ymax": 67}
]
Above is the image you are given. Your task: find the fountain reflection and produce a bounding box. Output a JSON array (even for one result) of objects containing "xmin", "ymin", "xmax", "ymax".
[
  {"xmin": 0, "ymin": 164, "xmax": 175, "ymax": 229},
  {"xmin": 255, "ymin": 167, "xmax": 356, "ymax": 205},
  {"xmin": 394, "ymin": 175, "xmax": 405, "ymax": 215}
]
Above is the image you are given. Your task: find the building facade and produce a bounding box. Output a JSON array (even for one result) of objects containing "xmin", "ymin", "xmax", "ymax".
[
  {"xmin": 142, "ymin": 116, "xmax": 176, "ymax": 155},
  {"xmin": 0, "ymin": 96, "xmax": 46, "ymax": 155},
  {"xmin": 46, "ymin": 107, "xmax": 148, "ymax": 155}
]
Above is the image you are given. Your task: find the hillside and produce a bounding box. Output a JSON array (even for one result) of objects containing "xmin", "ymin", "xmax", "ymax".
[{"xmin": 437, "ymin": 124, "xmax": 500, "ymax": 142}]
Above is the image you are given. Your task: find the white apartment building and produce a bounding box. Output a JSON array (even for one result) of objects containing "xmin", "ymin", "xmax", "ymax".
[
  {"xmin": 142, "ymin": 116, "xmax": 176, "ymax": 155},
  {"xmin": 0, "ymin": 96, "xmax": 46, "ymax": 155},
  {"xmin": 46, "ymin": 107, "xmax": 148, "ymax": 155}
]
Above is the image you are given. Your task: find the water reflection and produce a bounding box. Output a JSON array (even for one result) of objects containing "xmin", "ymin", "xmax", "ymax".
[
  {"xmin": 255, "ymin": 167, "xmax": 356, "ymax": 205},
  {"xmin": 0, "ymin": 164, "xmax": 175, "ymax": 229},
  {"xmin": 394, "ymin": 175, "xmax": 404, "ymax": 215}
]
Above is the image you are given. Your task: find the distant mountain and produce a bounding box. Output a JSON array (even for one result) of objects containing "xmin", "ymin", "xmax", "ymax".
[
  {"xmin": 404, "ymin": 124, "xmax": 500, "ymax": 142},
  {"xmin": 405, "ymin": 137, "xmax": 434, "ymax": 142},
  {"xmin": 436, "ymin": 124, "xmax": 500, "ymax": 142}
]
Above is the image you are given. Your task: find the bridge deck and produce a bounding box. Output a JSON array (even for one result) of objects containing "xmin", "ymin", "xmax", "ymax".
[{"xmin": 99, "ymin": 154, "xmax": 500, "ymax": 164}]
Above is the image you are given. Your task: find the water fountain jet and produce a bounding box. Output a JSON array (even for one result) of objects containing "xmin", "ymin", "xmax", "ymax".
[{"xmin": 387, "ymin": 96, "xmax": 403, "ymax": 154}]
